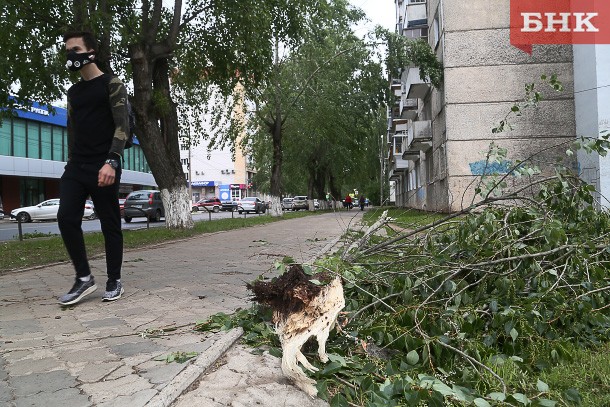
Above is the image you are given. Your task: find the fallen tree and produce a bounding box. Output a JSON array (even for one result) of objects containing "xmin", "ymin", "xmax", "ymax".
[{"xmin": 195, "ymin": 80, "xmax": 610, "ymax": 406}]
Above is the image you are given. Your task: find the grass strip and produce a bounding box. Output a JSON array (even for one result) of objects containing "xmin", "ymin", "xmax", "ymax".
[{"xmin": 0, "ymin": 210, "xmax": 321, "ymax": 273}]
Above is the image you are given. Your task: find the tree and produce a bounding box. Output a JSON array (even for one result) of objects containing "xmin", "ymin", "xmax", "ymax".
[
  {"xmin": 237, "ymin": 1, "xmax": 386, "ymax": 210},
  {"xmin": 0, "ymin": 0, "xmax": 333, "ymax": 228}
]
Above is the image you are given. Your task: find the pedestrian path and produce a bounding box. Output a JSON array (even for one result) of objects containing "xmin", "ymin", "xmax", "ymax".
[{"xmin": 0, "ymin": 210, "xmax": 365, "ymax": 406}]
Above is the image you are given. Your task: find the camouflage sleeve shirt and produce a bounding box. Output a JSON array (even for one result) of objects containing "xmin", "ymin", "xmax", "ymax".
[{"xmin": 66, "ymin": 73, "xmax": 129, "ymax": 163}]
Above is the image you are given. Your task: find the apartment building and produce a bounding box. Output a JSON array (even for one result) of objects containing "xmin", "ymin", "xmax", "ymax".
[
  {"xmin": 389, "ymin": 0, "xmax": 576, "ymax": 212},
  {"xmin": 180, "ymin": 84, "xmax": 256, "ymax": 203}
]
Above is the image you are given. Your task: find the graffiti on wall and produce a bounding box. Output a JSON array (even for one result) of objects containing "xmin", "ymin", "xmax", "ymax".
[{"xmin": 469, "ymin": 160, "xmax": 513, "ymax": 176}]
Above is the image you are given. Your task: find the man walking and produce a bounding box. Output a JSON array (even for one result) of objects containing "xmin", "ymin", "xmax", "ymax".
[{"xmin": 57, "ymin": 31, "xmax": 130, "ymax": 305}]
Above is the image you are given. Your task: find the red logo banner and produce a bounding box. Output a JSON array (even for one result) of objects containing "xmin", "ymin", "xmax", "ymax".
[{"xmin": 510, "ymin": 0, "xmax": 610, "ymax": 54}]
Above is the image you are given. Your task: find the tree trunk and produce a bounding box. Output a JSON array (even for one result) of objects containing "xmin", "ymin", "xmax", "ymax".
[
  {"xmin": 313, "ymin": 167, "xmax": 326, "ymax": 201},
  {"xmin": 328, "ymin": 172, "xmax": 341, "ymax": 202},
  {"xmin": 129, "ymin": 43, "xmax": 193, "ymax": 229},
  {"xmin": 269, "ymin": 118, "xmax": 283, "ymax": 198}
]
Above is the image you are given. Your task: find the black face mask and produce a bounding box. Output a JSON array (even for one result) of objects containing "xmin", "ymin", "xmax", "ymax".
[{"xmin": 66, "ymin": 51, "xmax": 95, "ymax": 72}]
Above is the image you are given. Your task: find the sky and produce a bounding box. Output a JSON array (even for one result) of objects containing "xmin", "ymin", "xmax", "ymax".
[{"xmin": 349, "ymin": 0, "xmax": 395, "ymax": 33}]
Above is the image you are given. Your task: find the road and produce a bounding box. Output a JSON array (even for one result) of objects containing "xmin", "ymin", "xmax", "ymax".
[{"xmin": 0, "ymin": 210, "xmax": 267, "ymax": 241}]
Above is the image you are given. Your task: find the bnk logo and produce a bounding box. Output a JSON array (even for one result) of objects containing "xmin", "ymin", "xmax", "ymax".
[{"xmin": 510, "ymin": 0, "xmax": 610, "ymax": 54}]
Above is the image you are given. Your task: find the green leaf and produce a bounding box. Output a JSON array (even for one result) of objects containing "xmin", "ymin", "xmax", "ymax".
[
  {"xmin": 320, "ymin": 361, "xmax": 343, "ymax": 375},
  {"xmin": 511, "ymin": 393, "xmax": 529, "ymax": 405},
  {"xmin": 488, "ymin": 392, "xmax": 506, "ymax": 401},
  {"xmin": 309, "ymin": 279, "xmax": 322, "ymax": 285},
  {"xmin": 473, "ymin": 398, "xmax": 492, "ymax": 407},
  {"xmin": 406, "ymin": 350, "xmax": 419, "ymax": 365},
  {"xmin": 302, "ymin": 264, "xmax": 314, "ymax": 275},
  {"xmin": 330, "ymin": 393, "xmax": 348, "ymax": 407},
  {"xmin": 536, "ymin": 379, "xmax": 550, "ymax": 393},
  {"xmin": 536, "ymin": 399, "xmax": 557, "ymax": 407},
  {"xmin": 564, "ymin": 388, "xmax": 581, "ymax": 403},
  {"xmin": 431, "ymin": 381, "xmax": 453, "ymax": 397},
  {"xmin": 327, "ymin": 353, "xmax": 347, "ymax": 366},
  {"xmin": 510, "ymin": 327, "xmax": 519, "ymax": 341}
]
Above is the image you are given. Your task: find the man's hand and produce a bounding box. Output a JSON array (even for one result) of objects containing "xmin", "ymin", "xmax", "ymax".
[{"xmin": 98, "ymin": 164, "xmax": 116, "ymax": 187}]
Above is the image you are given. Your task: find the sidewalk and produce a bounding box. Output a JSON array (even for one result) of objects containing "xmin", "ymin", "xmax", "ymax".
[{"xmin": 0, "ymin": 210, "xmax": 364, "ymax": 407}]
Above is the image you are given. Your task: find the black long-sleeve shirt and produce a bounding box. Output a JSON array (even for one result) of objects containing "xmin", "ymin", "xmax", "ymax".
[{"xmin": 67, "ymin": 74, "xmax": 129, "ymax": 163}]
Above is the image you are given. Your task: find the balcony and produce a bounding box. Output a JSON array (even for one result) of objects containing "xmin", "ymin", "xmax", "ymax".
[
  {"xmin": 404, "ymin": 66, "xmax": 431, "ymax": 99},
  {"xmin": 389, "ymin": 166, "xmax": 407, "ymax": 181},
  {"xmin": 400, "ymin": 97, "xmax": 418, "ymax": 120},
  {"xmin": 402, "ymin": 149, "xmax": 421, "ymax": 161},
  {"xmin": 407, "ymin": 120, "xmax": 432, "ymax": 151},
  {"xmin": 391, "ymin": 78, "xmax": 401, "ymax": 91}
]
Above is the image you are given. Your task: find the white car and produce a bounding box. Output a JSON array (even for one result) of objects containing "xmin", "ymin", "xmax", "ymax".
[
  {"xmin": 238, "ymin": 197, "xmax": 267, "ymax": 214},
  {"xmin": 10, "ymin": 199, "xmax": 96, "ymax": 223}
]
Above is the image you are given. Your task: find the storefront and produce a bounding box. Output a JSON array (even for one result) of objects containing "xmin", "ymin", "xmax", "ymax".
[
  {"xmin": 0, "ymin": 99, "xmax": 156, "ymax": 213},
  {"xmin": 190, "ymin": 181, "xmax": 216, "ymax": 202}
]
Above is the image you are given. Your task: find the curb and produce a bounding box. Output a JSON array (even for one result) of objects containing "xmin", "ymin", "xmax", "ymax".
[{"xmin": 146, "ymin": 327, "xmax": 244, "ymax": 407}]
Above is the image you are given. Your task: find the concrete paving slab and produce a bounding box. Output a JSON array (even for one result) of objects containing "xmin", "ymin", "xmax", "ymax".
[
  {"xmin": 14, "ymin": 387, "xmax": 91, "ymax": 407},
  {"xmin": 11, "ymin": 370, "xmax": 77, "ymax": 397},
  {"xmin": 96, "ymin": 388, "xmax": 157, "ymax": 407},
  {"xmin": 72, "ymin": 361, "xmax": 123, "ymax": 383},
  {"xmin": 79, "ymin": 373, "xmax": 153, "ymax": 404},
  {"xmin": 6, "ymin": 357, "xmax": 65, "ymax": 376},
  {"xmin": 173, "ymin": 345, "xmax": 329, "ymax": 407}
]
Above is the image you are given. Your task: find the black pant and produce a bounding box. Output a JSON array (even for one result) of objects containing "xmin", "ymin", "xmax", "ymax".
[{"xmin": 58, "ymin": 161, "xmax": 123, "ymax": 281}]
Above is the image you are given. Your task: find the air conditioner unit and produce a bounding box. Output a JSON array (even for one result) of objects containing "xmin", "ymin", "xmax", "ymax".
[{"xmin": 231, "ymin": 170, "xmax": 235, "ymax": 174}]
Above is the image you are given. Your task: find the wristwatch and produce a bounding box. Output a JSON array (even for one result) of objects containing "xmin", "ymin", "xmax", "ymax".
[{"xmin": 104, "ymin": 159, "xmax": 120, "ymax": 169}]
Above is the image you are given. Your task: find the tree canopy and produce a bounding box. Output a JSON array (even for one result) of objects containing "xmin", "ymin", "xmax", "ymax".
[{"xmin": 0, "ymin": 0, "xmax": 357, "ymax": 226}]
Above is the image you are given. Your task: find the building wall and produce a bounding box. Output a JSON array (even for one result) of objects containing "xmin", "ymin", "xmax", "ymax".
[
  {"xmin": 574, "ymin": 44, "xmax": 610, "ymax": 208},
  {"xmin": 420, "ymin": 0, "xmax": 576, "ymax": 212}
]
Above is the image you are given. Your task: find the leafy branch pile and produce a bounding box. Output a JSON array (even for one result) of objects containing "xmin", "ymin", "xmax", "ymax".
[
  {"xmin": 195, "ymin": 79, "xmax": 610, "ymax": 406},
  {"xmin": 197, "ymin": 140, "xmax": 610, "ymax": 406},
  {"xmin": 325, "ymin": 158, "xmax": 610, "ymax": 406}
]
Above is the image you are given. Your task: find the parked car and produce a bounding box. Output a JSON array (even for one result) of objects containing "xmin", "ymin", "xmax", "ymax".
[
  {"xmin": 118, "ymin": 198, "xmax": 126, "ymax": 217},
  {"xmin": 238, "ymin": 197, "xmax": 267, "ymax": 214},
  {"xmin": 84, "ymin": 200, "xmax": 97, "ymax": 220},
  {"xmin": 123, "ymin": 190, "xmax": 165, "ymax": 223},
  {"xmin": 192, "ymin": 198, "xmax": 222, "ymax": 213},
  {"xmin": 282, "ymin": 197, "xmax": 294, "ymax": 211},
  {"xmin": 292, "ymin": 195, "xmax": 309, "ymax": 211},
  {"xmin": 10, "ymin": 199, "xmax": 95, "ymax": 222},
  {"xmin": 221, "ymin": 200, "xmax": 238, "ymax": 212}
]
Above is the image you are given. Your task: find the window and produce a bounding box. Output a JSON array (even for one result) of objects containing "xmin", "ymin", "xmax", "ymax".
[
  {"xmin": 41, "ymin": 124, "xmax": 52, "ymax": 160},
  {"xmin": 180, "ymin": 143, "xmax": 189, "ymax": 151},
  {"xmin": 52, "ymin": 127, "xmax": 63, "ymax": 161},
  {"xmin": 181, "ymin": 158, "xmax": 189, "ymax": 167},
  {"xmin": 27, "ymin": 122, "xmax": 40, "ymax": 158},
  {"xmin": 13, "ymin": 119, "xmax": 26, "ymax": 157},
  {"xmin": 409, "ymin": 0, "xmax": 425, "ymax": 3},
  {"xmin": 394, "ymin": 138, "xmax": 402, "ymax": 155},
  {"xmin": 433, "ymin": 14, "xmax": 440, "ymax": 48},
  {"xmin": 0, "ymin": 119, "xmax": 10, "ymax": 155},
  {"xmin": 135, "ymin": 148, "xmax": 143, "ymax": 172}
]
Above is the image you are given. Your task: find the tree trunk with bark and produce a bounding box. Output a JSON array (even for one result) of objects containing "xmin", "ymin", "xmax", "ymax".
[
  {"xmin": 269, "ymin": 118, "xmax": 283, "ymax": 198},
  {"xmin": 129, "ymin": 43, "xmax": 193, "ymax": 229}
]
